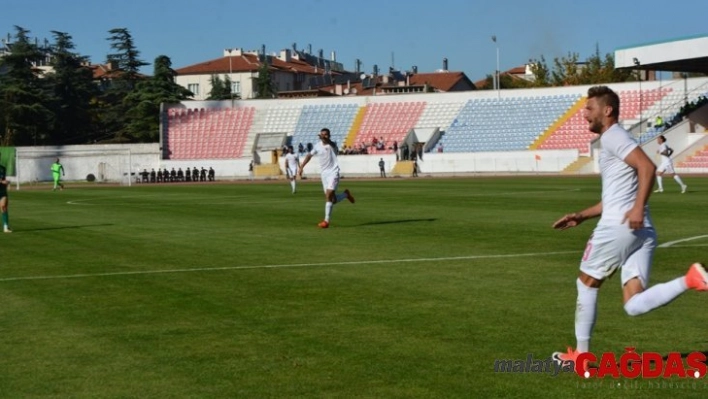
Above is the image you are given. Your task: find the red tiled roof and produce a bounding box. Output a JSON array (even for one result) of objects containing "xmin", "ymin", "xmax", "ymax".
[
  {"xmin": 89, "ymin": 64, "xmax": 123, "ymax": 80},
  {"xmin": 175, "ymin": 53, "xmax": 335, "ymax": 77},
  {"xmin": 409, "ymin": 71, "xmax": 472, "ymax": 91},
  {"xmin": 175, "ymin": 54, "xmax": 262, "ymax": 75}
]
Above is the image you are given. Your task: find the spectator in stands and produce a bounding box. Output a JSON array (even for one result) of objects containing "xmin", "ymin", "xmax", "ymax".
[
  {"xmin": 150, "ymin": 169, "xmax": 156, "ymax": 183},
  {"xmin": 141, "ymin": 169, "xmax": 149, "ymax": 183},
  {"xmin": 208, "ymin": 167, "xmax": 215, "ymax": 181},
  {"xmin": 298, "ymin": 128, "xmax": 355, "ymax": 228},
  {"xmin": 654, "ymin": 135, "xmax": 687, "ymax": 194},
  {"xmin": 170, "ymin": 168, "xmax": 177, "ymax": 182},
  {"xmin": 379, "ymin": 158, "xmax": 386, "ymax": 178},
  {"xmin": 298, "ymin": 142, "xmax": 305, "ymax": 155},
  {"xmin": 200, "ymin": 167, "xmax": 207, "ymax": 182},
  {"xmin": 402, "ymin": 143, "xmax": 409, "ymax": 161},
  {"xmin": 156, "ymin": 169, "xmax": 163, "ymax": 183},
  {"xmin": 438, "ymin": 143, "xmax": 444, "ymax": 153},
  {"xmin": 192, "ymin": 167, "xmax": 199, "ymax": 181},
  {"xmin": 163, "ymin": 168, "xmax": 170, "ymax": 182},
  {"xmin": 185, "ymin": 167, "xmax": 191, "ymax": 182},
  {"xmin": 177, "ymin": 168, "xmax": 184, "ymax": 181},
  {"xmin": 376, "ymin": 137, "xmax": 385, "ymax": 151},
  {"xmin": 654, "ymin": 116, "xmax": 664, "ymax": 129}
]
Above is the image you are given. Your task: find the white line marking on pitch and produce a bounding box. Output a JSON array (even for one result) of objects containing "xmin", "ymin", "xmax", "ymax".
[
  {"xmin": 658, "ymin": 235, "xmax": 708, "ymax": 248},
  {"xmin": 0, "ymin": 250, "xmax": 579, "ymax": 282}
]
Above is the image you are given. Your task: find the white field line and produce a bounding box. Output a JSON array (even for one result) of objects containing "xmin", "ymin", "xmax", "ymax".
[
  {"xmin": 0, "ymin": 250, "xmax": 579, "ymax": 282},
  {"xmin": 658, "ymin": 235, "xmax": 708, "ymax": 248}
]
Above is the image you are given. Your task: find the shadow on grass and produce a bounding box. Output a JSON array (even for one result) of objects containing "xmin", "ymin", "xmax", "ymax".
[
  {"xmin": 357, "ymin": 218, "xmax": 437, "ymax": 226},
  {"xmin": 14, "ymin": 223, "xmax": 114, "ymax": 233}
]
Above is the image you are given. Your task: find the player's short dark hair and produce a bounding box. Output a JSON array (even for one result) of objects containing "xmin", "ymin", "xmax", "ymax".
[
  {"xmin": 658, "ymin": 135, "xmax": 666, "ymax": 141},
  {"xmin": 587, "ymin": 86, "xmax": 620, "ymax": 119},
  {"xmin": 320, "ymin": 128, "xmax": 331, "ymax": 135}
]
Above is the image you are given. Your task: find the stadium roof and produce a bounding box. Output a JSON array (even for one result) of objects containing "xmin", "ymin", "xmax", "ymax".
[{"xmin": 615, "ymin": 34, "xmax": 708, "ymax": 74}]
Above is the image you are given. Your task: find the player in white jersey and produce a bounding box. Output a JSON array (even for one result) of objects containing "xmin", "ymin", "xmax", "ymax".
[
  {"xmin": 283, "ymin": 146, "xmax": 300, "ymax": 194},
  {"xmin": 654, "ymin": 135, "xmax": 687, "ymax": 193},
  {"xmin": 551, "ymin": 86, "xmax": 707, "ymax": 366},
  {"xmin": 298, "ymin": 128, "xmax": 355, "ymax": 228}
]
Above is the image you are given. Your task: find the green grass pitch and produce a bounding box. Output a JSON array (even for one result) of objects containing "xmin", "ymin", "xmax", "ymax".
[{"xmin": 1, "ymin": 176, "xmax": 707, "ymax": 398}]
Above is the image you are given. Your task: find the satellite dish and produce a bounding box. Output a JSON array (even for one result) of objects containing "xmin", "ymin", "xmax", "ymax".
[{"xmin": 360, "ymin": 73, "xmax": 366, "ymax": 80}]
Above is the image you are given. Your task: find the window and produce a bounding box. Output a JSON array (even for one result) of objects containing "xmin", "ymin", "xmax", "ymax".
[
  {"xmin": 188, "ymin": 83, "xmax": 199, "ymax": 96},
  {"xmin": 232, "ymin": 81, "xmax": 241, "ymax": 94}
]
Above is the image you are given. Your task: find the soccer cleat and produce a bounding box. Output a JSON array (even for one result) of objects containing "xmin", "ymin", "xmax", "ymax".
[
  {"xmin": 682, "ymin": 185, "xmax": 688, "ymax": 194},
  {"xmin": 552, "ymin": 347, "xmax": 587, "ymax": 369},
  {"xmin": 344, "ymin": 189, "xmax": 355, "ymax": 204},
  {"xmin": 3, "ymin": 227, "xmax": 12, "ymax": 233},
  {"xmin": 653, "ymin": 189, "xmax": 663, "ymax": 193},
  {"xmin": 317, "ymin": 220, "xmax": 329, "ymax": 229},
  {"xmin": 685, "ymin": 263, "xmax": 708, "ymax": 291}
]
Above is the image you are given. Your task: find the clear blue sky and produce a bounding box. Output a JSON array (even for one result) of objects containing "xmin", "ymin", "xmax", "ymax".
[{"xmin": 2, "ymin": 0, "xmax": 705, "ymax": 81}]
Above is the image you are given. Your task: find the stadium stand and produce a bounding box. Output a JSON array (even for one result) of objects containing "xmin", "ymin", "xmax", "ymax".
[
  {"xmin": 290, "ymin": 103, "xmax": 359, "ymax": 150},
  {"xmin": 166, "ymin": 107, "xmax": 254, "ymax": 159},
  {"xmin": 159, "ymin": 76, "xmax": 708, "ymax": 175},
  {"xmin": 677, "ymin": 145, "xmax": 708, "ymax": 168},
  {"xmin": 415, "ymin": 101, "xmax": 466, "ymax": 131},
  {"xmin": 353, "ymin": 101, "xmax": 426, "ymax": 154},
  {"xmin": 443, "ymin": 94, "xmax": 580, "ymax": 153},
  {"xmin": 263, "ymin": 106, "xmax": 302, "ymax": 134},
  {"xmin": 537, "ymin": 88, "xmax": 673, "ymax": 153}
]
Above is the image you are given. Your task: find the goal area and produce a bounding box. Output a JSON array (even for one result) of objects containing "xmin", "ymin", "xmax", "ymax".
[{"xmin": 15, "ymin": 148, "xmax": 134, "ymax": 190}]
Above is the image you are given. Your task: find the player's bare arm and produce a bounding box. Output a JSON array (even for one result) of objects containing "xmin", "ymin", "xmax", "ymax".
[
  {"xmin": 622, "ymin": 147, "xmax": 656, "ymax": 229},
  {"xmin": 552, "ymin": 202, "xmax": 603, "ymax": 230},
  {"xmin": 298, "ymin": 154, "xmax": 312, "ymax": 177}
]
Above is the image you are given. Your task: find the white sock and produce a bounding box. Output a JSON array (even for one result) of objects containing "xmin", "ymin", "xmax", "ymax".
[
  {"xmin": 656, "ymin": 176, "xmax": 663, "ymax": 190},
  {"xmin": 575, "ymin": 278, "xmax": 598, "ymax": 353},
  {"xmin": 290, "ymin": 180, "xmax": 296, "ymax": 192},
  {"xmin": 325, "ymin": 201, "xmax": 333, "ymax": 222},
  {"xmin": 673, "ymin": 175, "xmax": 685, "ymax": 187},
  {"xmin": 335, "ymin": 192, "xmax": 347, "ymax": 203},
  {"xmin": 623, "ymin": 277, "xmax": 687, "ymax": 316}
]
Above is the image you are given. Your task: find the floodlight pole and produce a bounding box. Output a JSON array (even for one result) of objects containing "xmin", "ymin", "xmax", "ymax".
[
  {"xmin": 492, "ymin": 35, "xmax": 500, "ymax": 98},
  {"xmin": 496, "ymin": 42, "xmax": 500, "ymax": 98},
  {"xmin": 227, "ymin": 48, "xmax": 234, "ymax": 107}
]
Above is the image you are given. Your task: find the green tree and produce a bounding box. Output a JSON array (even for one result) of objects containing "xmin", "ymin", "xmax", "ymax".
[
  {"xmin": 106, "ymin": 28, "xmax": 147, "ymax": 87},
  {"xmin": 528, "ymin": 56, "xmax": 551, "ymax": 87},
  {"xmin": 602, "ymin": 52, "xmax": 634, "ymax": 83},
  {"xmin": 100, "ymin": 27, "xmax": 149, "ymax": 142},
  {"xmin": 254, "ymin": 62, "xmax": 276, "ymax": 99},
  {"xmin": 45, "ymin": 31, "xmax": 99, "ymax": 144},
  {"xmin": 551, "ymin": 52, "xmax": 581, "ymax": 86},
  {"xmin": 123, "ymin": 55, "xmax": 192, "ymax": 142},
  {"xmin": 477, "ymin": 75, "xmax": 494, "ymax": 90},
  {"xmin": 207, "ymin": 75, "xmax": 234, "ymax": 100},
  {"xmin": 0, "ymin": 26, "xmax": 52, "ymax": 146}
]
